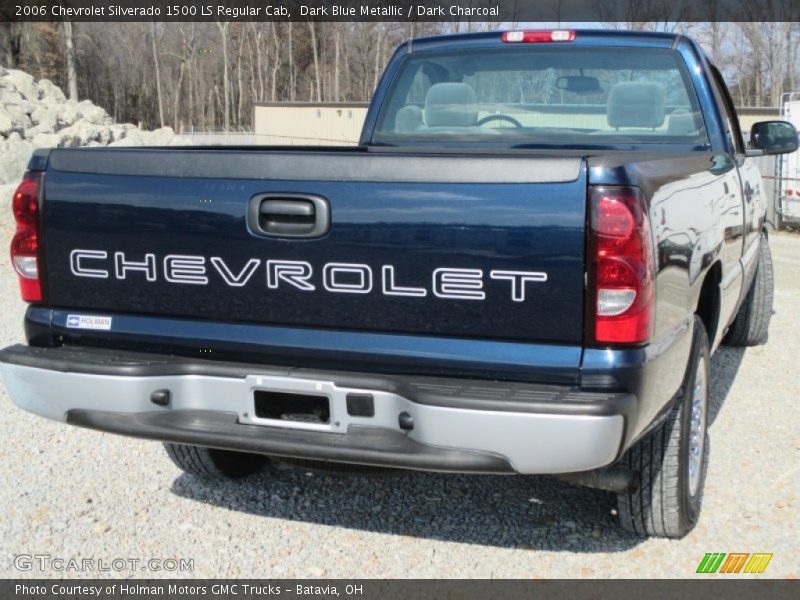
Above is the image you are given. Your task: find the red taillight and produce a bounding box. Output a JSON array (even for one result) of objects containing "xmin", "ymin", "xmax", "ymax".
[
  {"xmin": 10, "ymin": 172, "xmax": 43, "ymax": 302},
  {"xmin": 501, "ymin": 30, "xmax": 576, "ymax": 43},
  {"xmin": 588, "ymin": 187, "xmax": 654, "ymax": 345}
]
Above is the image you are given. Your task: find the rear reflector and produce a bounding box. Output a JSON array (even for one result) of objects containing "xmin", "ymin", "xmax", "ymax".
[
  {"xmin": 12, "ymin": 256, "xmax": 38, "ymax": 279},
  {"xmin": 10, "ymin": 172, "xmax": 43, "ymax": 302},
  {"xmin": 597, "ymin": 289, "xmax": 637, "ymax": 316},
  {"xmin": 587, "ymin": 187, "xmax": 655, "ymax": 345},
  {"xmin": 502, "ymin": 30, "xmax": 576, "ymax": 43}
]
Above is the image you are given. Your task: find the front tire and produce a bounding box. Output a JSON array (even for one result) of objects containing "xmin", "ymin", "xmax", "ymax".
[
  {"xmin": 164, "ymin": 443, "xmax": 267, "ymax": 480},
  {"xmin": 724, "ymin": 234, "xmax": 774, "ymax": 346},
  {"xmin": 616, "ymin": 316, "xmax": 710, "ymax": 538}
]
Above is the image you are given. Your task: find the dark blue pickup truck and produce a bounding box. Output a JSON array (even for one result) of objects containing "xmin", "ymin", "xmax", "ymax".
[{"xmin": 2, "ymin": 30, "xmax": 797, "ymax": 538}]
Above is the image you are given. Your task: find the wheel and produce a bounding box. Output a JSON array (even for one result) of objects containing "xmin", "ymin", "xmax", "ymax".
[
  {"xmin": 164, "ymin": 443, "xmax": 267, "ymax": 479},
  {"xmin": 616, "ymin": 315, "xmax": 710, "ymax": 538},
  {"xmin": 724, "ymin": 234, "xmax": 774, "ymax": 346}
]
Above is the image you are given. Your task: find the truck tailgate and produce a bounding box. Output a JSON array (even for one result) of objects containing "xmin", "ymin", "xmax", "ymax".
[{"xmin": 40, "ymin": 148, "xmax": 586, "ymax": 344}]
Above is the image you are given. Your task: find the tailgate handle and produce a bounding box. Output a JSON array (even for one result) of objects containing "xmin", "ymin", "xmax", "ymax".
[{"xmin": 249, "ymin": 194, "xmax": 330, "ymax": 238}]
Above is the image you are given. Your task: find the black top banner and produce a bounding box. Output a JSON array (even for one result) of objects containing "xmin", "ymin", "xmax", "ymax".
[{"xmin": 1, "ymin": 0, "xmax": 799, "ymax": 22}]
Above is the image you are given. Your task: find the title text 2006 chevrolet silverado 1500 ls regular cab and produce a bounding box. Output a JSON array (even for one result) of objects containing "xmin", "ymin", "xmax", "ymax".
[{"xmin": 2, "ymin": 30, "xmax": 797, "ymax": 538}]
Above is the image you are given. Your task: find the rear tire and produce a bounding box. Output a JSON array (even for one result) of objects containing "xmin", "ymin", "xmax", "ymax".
[
  {"xmin": 724, "ymin": 234, "xmax": 774, "ymax": 346},
  {"xmin": 616, "ymin": 316, "xmax": 710, "ymax": 538},
  {"xmin": 164, "ymin": 443, "xmax": 267, "ymax": 480}
]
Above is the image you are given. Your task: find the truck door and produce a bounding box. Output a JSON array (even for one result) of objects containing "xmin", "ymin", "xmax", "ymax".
[
  {"xmin": 710, "ymin": 66, "xmax": 764, "ymax": 279},
  {"xmin": 708, "ymin": 65, "xmax": 752, "ymax": 332}
]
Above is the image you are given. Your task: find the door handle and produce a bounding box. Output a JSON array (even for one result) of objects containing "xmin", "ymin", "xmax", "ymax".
[
  {"xmin": 744, "ymin": 182, "xmax": 754, "ymax": 203},
  {"xmin": 248, "ymin": 193, "xmax": 330, "ymax": 238}
]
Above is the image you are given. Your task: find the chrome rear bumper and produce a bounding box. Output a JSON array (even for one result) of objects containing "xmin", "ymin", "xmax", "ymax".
[{"xmin": 0, "ymin": 345, "xmax": 631, "ymax": 475}]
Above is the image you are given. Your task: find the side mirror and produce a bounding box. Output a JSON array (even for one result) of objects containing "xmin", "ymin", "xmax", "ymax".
[{"xmin": 749, "ymin": 120, "xmax": 799, "ymax": 155}]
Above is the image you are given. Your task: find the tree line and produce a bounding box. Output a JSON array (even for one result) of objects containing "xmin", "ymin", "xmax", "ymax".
[{"xmin": 2, "ymin": 21, "xmax": 799, "ymax": 132}]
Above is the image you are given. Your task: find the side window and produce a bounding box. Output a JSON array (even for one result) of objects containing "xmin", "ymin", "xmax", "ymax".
[{"xmin": 709, "ymin": 65, "xmax": 745, "ymax": 154}]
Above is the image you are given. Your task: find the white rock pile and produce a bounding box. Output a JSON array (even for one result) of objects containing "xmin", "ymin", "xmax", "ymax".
[{"xmin": 1, "ymin": 67, "xmax": 183, "ymax": 184}]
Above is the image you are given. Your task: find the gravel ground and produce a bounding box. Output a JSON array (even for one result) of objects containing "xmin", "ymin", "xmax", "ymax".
[{"xmin": 0, "ymin": 186, "xmax": 797, "ymax": 579}]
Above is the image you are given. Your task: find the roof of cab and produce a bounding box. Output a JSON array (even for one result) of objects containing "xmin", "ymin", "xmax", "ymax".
[{"xmin": 404, "ymin": 29, "xmax": 681, "ymax": 54}]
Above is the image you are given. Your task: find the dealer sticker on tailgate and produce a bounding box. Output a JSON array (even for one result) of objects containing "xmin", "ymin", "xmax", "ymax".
[{"xmin": 66, "ymin": 314, "xmax": 113, "ymax": 330}]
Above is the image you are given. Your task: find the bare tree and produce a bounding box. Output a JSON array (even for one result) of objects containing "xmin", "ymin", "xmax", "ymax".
[
  {"xmin": 166, "ymin": 24, "xmax": 197, "ymax": 132},
  {"xmin": 216, "ymin": 22, "xmax": 231, "ymax": 130},
  {"xmin": 270, "ymin": 23, "xmax": 281, "ymax": 102},
  {"xmin": 150, "ymin": 22, "xmax": 165, "ymax": 128},
  {"xmin": 288, "ymin": 22, "xmax": 295, "ymax": 101},
  {"xmin": 62, "ymin": 20, "xmax": 78, "ymax": 101},
  {"xmin": 1, "ymin": 23, "xmax": 22, "ymax": 68},
  {"xmin": 250, "ymin": 23, "xmax": 265, "ymax": 101},
  {"xmin": 372, "ymin": 23, "xmax": 385, "ymax": 94},
  {"xmin": 308, "ymin": 22, "xmax": 321, "ymax": 101},
  {"xmin": 333, "ymin": 24, "xmax": 341, "ymax": 102}
]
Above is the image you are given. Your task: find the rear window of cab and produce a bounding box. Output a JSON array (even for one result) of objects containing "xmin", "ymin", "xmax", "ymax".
[{"xmin": 372, "ymin": 47, "xmax": 709, "ymax": 148}]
